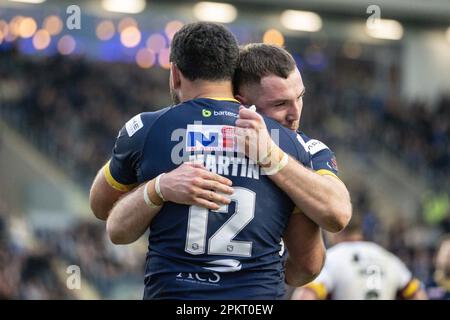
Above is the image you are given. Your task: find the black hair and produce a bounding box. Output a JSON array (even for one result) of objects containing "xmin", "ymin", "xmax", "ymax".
[{"xmin": 170, "ymin": 22, "xmax": 239, "ymax": 81}]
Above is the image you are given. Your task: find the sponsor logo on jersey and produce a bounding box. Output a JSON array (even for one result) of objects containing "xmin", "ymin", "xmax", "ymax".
[
  {"xmin": 202, "ymin": 109, "xmax": 212, "ymax": 117},
  {"xmin": 306, "ymin": 139, "xmax": 329, "ymax": 155},
  {"xmin": 125, "ymin": 114, "xmax": 143, "ymax": 137},
  {"xmin": 186, "ymin": 124, "xmax": 237, "ymax": 152},
  {"xmin": 176, "ymin": 272, "xmax": 221, "ymax": 285},
  {"xmin": 201, "ymin": 109, "xmax": 238, "ymax": 118},
  {"xmin": 213, "ymin": 110, "xmax": 238, "ymax": 118}
]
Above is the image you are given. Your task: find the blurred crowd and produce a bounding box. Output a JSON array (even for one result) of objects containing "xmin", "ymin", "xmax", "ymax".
[
  {"xmin": 0, "ymin": 193, "xmax": 145, "ymax": 299},
  {"xmin": 0, "ymin": 43, "xmax": 449, "ymax": 298},
  {"xmin": 0, "ymin": 47, "xmax": 169, "ymax": 187},
  {"xmin": 300, "ymin": 56, "xmax": 449, "ymax": 192}
]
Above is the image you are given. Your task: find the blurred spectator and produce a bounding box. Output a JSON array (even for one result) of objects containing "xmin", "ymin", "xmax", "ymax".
[
  {"xmin": 0, "ymin": 195, "xmax": 145, "ymax": 299},
  {"xmin": 427, "ymin": 235, "xmax": 450, "ymax": 300}
]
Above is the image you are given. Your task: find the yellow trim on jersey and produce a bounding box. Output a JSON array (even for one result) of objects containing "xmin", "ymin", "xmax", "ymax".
[
  {"xmin": 316, "ymin": 169, "xmax": 339, "ymax": 180},
  {"xmin": 204, "ymin": 97, "xmax": 241, "ymax": 103},
  {"xmin": 292, "ymin": 207, "xmax": 302, "ymax": 214},
  {"xmin": 304, "ymin": 282, "xmax": 328, "ymax": 300},
  {"xmin": 103, "ymin": 160, "xmax": 136, "ymax": 192},
  {"xmin": 401, "ymin": 278, "xmax": 420, "ymax": 299}
]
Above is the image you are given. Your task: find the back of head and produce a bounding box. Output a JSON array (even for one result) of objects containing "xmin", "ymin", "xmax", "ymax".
[
  {"xmin": 234, "ymin": 43, "xmax": 297, "ymax": 93},
  {"xmin": 170, "ymin": 22, "xmax": 239, "ymax": 81}
]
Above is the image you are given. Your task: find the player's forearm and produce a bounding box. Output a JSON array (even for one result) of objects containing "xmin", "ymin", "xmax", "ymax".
[
  {"xmin": 285, "ymin": 233, "xmax": 325, "ymax": 287},
  {"xmin": 283, "ymin": 213, "xmax": 326, "ymax": 287},
  {"xmin": 285, "ymin": 257, "xmax": 321, "ymax": 287},
  {"xmin": 106, "ymin": 183, "xmax": 161, "ymax": 244},
  {"xmin": 269, "ymin": 157, "xmax": 351, "ymax": 232}
]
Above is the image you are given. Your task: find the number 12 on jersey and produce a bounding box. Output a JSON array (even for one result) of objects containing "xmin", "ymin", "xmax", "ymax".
[{"xmin": 185, "ymin": 187, "xmax": 255, "ymax": 257}]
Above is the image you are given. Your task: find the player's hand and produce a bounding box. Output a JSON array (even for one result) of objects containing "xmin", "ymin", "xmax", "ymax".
[
  {"xmin": 235, "ymin": 105, "xmax": 279, "ymax": 166},
  {"xmin": 158, "ymin": 162, "xmax": 234, "ymax": 210}
]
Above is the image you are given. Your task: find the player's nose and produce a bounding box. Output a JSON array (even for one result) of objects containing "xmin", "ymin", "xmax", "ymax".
[{"xmin": 286, "ymin": 102, "xmax": 300, "ymax": 122}]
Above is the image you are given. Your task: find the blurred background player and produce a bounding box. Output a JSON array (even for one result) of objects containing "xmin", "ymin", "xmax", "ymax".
[
  {"xmin": 292, "ymin": 217, "xmax": 428, "ymax": 300},
  {"xmin": 427, "ymin": 236, "xmax": 450, "ymax": 299}
]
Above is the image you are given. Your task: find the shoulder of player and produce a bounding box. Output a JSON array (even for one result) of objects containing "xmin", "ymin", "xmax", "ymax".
[
  {"xmin": 322, "ymin": 244, "xmax": 348, "ymax": 269},
  {"xmin": 121, "ymin": 107, "xmax": 172, "ymax": 138},
  {"xmin": 342, "ymin": 241, "xmax": 398, "ymax": 261},
  {"xmin": 325, "ymin": 243, "xmax": 351, "ymax": 261},
  {"xmin": 140, "ymin": 106, "xmax": 173, "ymax": 124},
  {"xmin": 297, "ymin": 131, "xmax": 333, "ymax": 156}
]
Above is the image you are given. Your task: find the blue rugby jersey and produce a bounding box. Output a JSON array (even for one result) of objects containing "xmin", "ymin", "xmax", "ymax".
[{"xmin": 106, "ymin": 98, "xmax": 312, "ymax": 299}]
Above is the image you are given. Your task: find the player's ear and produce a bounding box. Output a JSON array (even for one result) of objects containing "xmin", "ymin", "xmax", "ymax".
[
  {"xmin": 235, "ymin": 84, "xmax": 254, "ymax": 106},
  {"xmin": 170, "ymin": 63, "xmax": 181, "ymax": 90},
  {"xmin": 235, "ymin": 93, "xmax": 248, "ymax": 105}
]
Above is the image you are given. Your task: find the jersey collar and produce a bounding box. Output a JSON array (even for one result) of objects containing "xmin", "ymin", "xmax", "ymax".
[{"xmin": 203, "ymin": 97, "xmax": 241, "ymax": 104}]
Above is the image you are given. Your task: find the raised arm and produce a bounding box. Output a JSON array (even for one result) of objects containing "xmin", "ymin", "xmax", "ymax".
[
  {"xmin": 236, "ymin": 106, "xmax": 351, "ymax": 232},
  {"xmin": 266, "ymin": 159, "xmax": 351, "ymax": 232}
]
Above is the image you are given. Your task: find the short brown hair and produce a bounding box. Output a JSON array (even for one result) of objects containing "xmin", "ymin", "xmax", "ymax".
[{"xmin": 233, "ymin": 43, "xmax": 297, "ymax": 93}]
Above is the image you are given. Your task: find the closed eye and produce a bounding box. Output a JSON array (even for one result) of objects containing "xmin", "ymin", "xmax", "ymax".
[{"xmin": 298, "ymin": 89, "xmax": 306, "ymax": 100}]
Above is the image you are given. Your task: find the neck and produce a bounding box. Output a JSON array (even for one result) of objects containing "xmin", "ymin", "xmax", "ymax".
[{"xmin": 180, "ymin": 80, "xmax": 235, "ymax": 102}]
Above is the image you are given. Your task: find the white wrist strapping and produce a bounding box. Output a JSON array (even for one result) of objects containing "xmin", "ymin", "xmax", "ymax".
[
  {"xmin": 143, "ymin": 181, "xmax": 162, "ymax": 208},
  {"xmin": 257, "ymin": 142, "xmax": 276, "ymax": 166},
  {"xmin": 155, "ymin": 173, "xmax": 166, "ymax": 201},
  {"xmin": 262, "ymin": 152, "xmax": 289, "ymax": 176}
]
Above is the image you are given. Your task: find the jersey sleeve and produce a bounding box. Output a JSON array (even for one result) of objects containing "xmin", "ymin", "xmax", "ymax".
[
  {"xmin": 311, "ymin": 148, "xmax": 339, "ymax": 178},
  {"xmin": 391, "ymin": 254, "xmax": 421, "ymax": 299},
  {"xmin": 297, "ymin": 132, "xmax": 339, "ymax": 178},
  {"xmin": 104, "ymin": 113, "xmax": 151, "ymax": 192}
]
